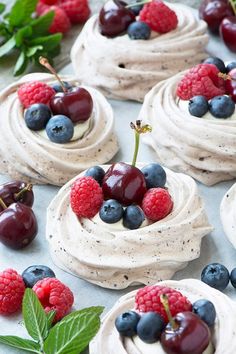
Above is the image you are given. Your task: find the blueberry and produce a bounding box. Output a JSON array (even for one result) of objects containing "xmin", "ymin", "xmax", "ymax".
[
  {"xmin": 22, "ymin": 265, "xmax": 55, "ymax": 288},
  {"xmin": 130, "ymin": 3, "xmax": 144, "ymax": 16},
  {"xmin": 115, "ymin": 311, "xmax": 140, "ymax": 337},
  {"xmin": 137, "ymin": 312, "xmax": 165, "ymax": 343},
  {"xmin": 201, "ymin": 263, "xmax": 230, "ymax": 291},
  {"xmin": 51, "ymin": 81, "xmax": 73, "ymax": 93},
  {"xmin": 127, "ymin": 21, "xmax": 151, "ymax": 40},
  {"xmin": 24, "ymin": 103, "xmax": 52, "ymax": 131},
  {"xmin": 123, "ymin": 205, "xmax": 145, "ymax": 230},
  {"xmin": 188, "ymin": 96, "xmax": 208, "ymax": 118},
  {"xmin": 85, "ymin": 166, "xmax": 105, "ymax": 186},
  {"xmin": 99, "ymin": 199, "xmax": 123, "ymax": 223},
  {"xmin": 209, "ymin": 95, "xmax": 235, "ymax": 119},
  {"xmin": 141, "ymin": 163, "xmax": 166, "ymax": 189},
  {"xmin": 192, "ymin": 299, "xmax": 216, "ymax": 327},
  {"xmin": 203, "ymin": 57, "xmax": 226, "ymax": 73},
  {"xmin": 226, "ymin": 61, "xmax": 236, "ymax": 73},
  {"xmin": 230, "ymin": 268, "xmax": 236, "ymax": 288},
  {"xmin": 46, "ymin": 115, "xmax": 74, "ymax": 143}
]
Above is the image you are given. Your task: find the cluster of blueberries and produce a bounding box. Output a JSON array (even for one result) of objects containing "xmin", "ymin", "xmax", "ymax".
[{"xmin": 201, "ymin": 262, "xmax": 236, "ymax": 291}]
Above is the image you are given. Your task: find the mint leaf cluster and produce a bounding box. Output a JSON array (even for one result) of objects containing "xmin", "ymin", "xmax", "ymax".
[
  {"xmin": 0, "ymin": 0, "xmax": 62, "ymax": 76},
  {"xmin": 0, "ymin": 289, "xmax": 104, "ymax": 354}
]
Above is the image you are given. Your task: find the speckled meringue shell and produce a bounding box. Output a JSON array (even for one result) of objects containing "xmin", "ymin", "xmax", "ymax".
[{"xmin": 221, "ymin": 183, "xmax": 236, "ymax": 248}]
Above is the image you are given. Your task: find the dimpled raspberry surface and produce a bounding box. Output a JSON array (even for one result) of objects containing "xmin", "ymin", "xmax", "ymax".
[
  {"xmin": 61, "ymin": 0, "xmax": 90, "ymax": 24},
  {"xmin": 0, "ymin": 269, "xmax": 25, "ymax": 315},
  {"xmin": 33, "ymin": 278, "xmax": 74, "ymax": 322},
  {"xmin": 142, "ymin": 188, "xmax": 173, "ymax": 222},
  {"xmin": 43, "ymin": 6, "xmax": 71, "ymax": 34},
  {"xmin": 139, "ymin": 0, "xmax": 178, "ymax": 33},
  {"xmin": 135, "ymin": 285, "xmax": 192, "ymax": 323},
  {"xmin": 18, "ymin": 81, "xmax": 55, "ymax": 108},
  {"xmin": 177, "ymin": 63, "xmax": 226, "ymax": 100}
]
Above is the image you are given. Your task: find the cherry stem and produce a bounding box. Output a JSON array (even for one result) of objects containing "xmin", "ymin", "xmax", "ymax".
[
  {"xmin": 132, "ymin": 130, "xmax": 140, "ymax": 167},
  {"xmin": 160, "ymin": 294, "xmax": 179, "ymax": 331},
  {"xmin": 14, "ymin": 183, "xmax": 32, "ymax": 201},
  {"xmin": 130, "ymin": 120, "xmax": 152, "ymax": 167},
  {"xmin": 0, "ymin": 198, "xmax": 7, "ymax": 210},
  {"xmin": 218, "ymin": 72, "xmax": 236, "ymax": 82},
  {"xmin": 126, "ymin": 0, "xmax": 150, "ymax": 8},
  {"xmin": 39, "ymin": 56, "xmax": 67, "ymax": 93},
  {"xmin": 228, "ymin": 0, "xmax": 236, "ymax": 16}
]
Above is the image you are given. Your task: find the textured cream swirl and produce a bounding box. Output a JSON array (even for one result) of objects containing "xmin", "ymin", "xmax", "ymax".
[
  {"xmin": 0, "ymin": 73, "xmax": 118, "ymax": 186},
  {"xmin": 139, "ymin": 72, "xmax": 236, "ymax": 186},
  {"xmin": 220, "ymin": 183, "xmax": 236, "ymax": 248},
  {"xmin": 46, "ymin": 165, "xmax": 212, "ymax": 289},
  {"xmin": 90, "ymin": 279, "xmax": 236, "ymax": 354},
  {"xmin": 70, "ymin": 3, "xmax": 208, "ymax": 102}
]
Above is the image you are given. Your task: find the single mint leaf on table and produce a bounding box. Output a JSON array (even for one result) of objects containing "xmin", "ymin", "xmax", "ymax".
[
  {"xmin": 31, "ymin": 11, "xmax": 55, "ymax": 36},
  {"xmin": 9, "ymin": 0, "xmax": 38, "ymax": 27},
  {"xmin": 43, "ymin": 306, "xmax": 104, "ymax": 354},
  {"xmin": 0, "ymin": 336, "xmax": 41, "ymax": 353},
  {"xmin": 0, "ymin": 36, "xmax": 16, "ymax": 57},
  {"xmin": 0, "ymin": 3, "xmax": 6, "ymax": 14},
  {"xmin": 14, "ymin": 51, "xmax": 28, "ymax": 76}
]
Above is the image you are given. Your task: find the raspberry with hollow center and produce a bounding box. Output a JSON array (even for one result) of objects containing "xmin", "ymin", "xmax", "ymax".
[
  {"xmin": 60, "ymin": 0, "xmax": 90, "ymax": 24},
  {"xmin": 18, "ymin": 81, "xmax": 55, "ymax": 108},
  {"xmin": 0, "ymin": 269, "xmax": 25, "ymax": 315},
  {"xmin": 142, "ymin": 188, "xmax": 173, "ymax": 222}
]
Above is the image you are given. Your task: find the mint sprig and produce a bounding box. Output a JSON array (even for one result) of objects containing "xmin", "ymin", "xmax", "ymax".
[{"xmin": 0, "ymin": 289, "xmax": 104, "ymax": 354}]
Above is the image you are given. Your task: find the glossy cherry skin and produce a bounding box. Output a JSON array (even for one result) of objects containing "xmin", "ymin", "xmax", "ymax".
[
  {"xmin": 220, "ymin": 16, "xmax": 236, "ymax": 53},
  {"xmin": 50, "ymin": 87, "xmax": 93, "ymax": 123},
  {"xmin": 102, "ymin": 162, "xmax": 147, "ymax": 206},
  {"xmin": 0, "ymin": 181, "xmax": 34, "ymax": 212},
  {"xmin": 225, "ymin": 68, "xmax": 236, "ymax": 102},
  {"xmin": 99, "ymin": 0, "xmax": 136, "ymax": 37},
  {"xmin": 199, "ymin": 0, "xmax": 233, "ymax": 33},
  {"xmin": 161, "ymin": 312, "xmax": 210, "ymax": 354},
  {"xmin": 0, "ymin": 203, "xmax": 38, "ymax": 249}
]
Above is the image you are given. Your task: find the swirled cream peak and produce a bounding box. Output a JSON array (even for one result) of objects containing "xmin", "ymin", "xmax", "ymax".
[
  {"xmin": 0, "ymin": 73, "xmax": 118, "ymax": 186},
  {"xmin": 70, "ymin": 3, "xmax": 208, "ymax": 102},
  {"xmin": 220, "ymin": 183, "xmax": 236, "ymax": 249},
  {"xmin": 139, "ymin": 71, "xmax": 236, "ymax": 186},
  {"xmin": 90, "ymin": 279, "xmax": 236, "ymax": 354},
  {"xmin": 46, "ymin": 164, "xmax": 212, "ymax": 289}
]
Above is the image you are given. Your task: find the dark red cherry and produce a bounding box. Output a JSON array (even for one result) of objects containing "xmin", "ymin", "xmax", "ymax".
[
  {"xmin": 99, "ymin": 0, "xmax": 136, "ymax": 37},
  {"xmin": 50, "ymin": 87, "xmax": 93, "ymax": 123},
  {"xmin": 220, "ymin": 16, "xmax": 236, "ymax": 53},
  {"xmin": 199, "ymin": 0, "xmax": 233, "ymax": 33},
  {"xmin": 0, "ymin": 181, "xmax": 34, "ymax": 212},
  {"xmin": 225, "ymin": 68, "xmax": 236, "ymax": 102},
  {"xmin": 102, "ymin": 162, "xmax": 147, "ymax": 206}
]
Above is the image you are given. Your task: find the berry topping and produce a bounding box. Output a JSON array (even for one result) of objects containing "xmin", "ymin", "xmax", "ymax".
[
  {"xmin": 70, "ymin": 176, "xmax": 104, "ymax": 218},
  {"xmin": 141, "ymin": 163, "xmax": 166, "ymax": 189},
  {"xmin": 139, "ymin": 0, "xmax": 178, "ymax": 34},
  {"xmin": 142, "ymin": 188, "xmax": 173, "ymax": 222},
  {"xmin": 115, "ymin": 311, "xmax": 140, "ymax": 337},
  {"xmin": 209, "ymin": 95, "xmax": 235, "ymax": 118},
  {"xmin": 230, "ymin": 268, "xmax": 236, "ymax": 288},
  {"xmin": 137, "ymin": 312, "xmax": 165, "ymax": 344},
  {"xmin": 203, "ymin": 57, "xmax": 226, "ymax": 73},
  {"xmin": 85, "ymin": 166, "xmax": 105, "ymax": 186},
  {"xmin": 188, "ymin": 95, "xmax": 209, "ymax": 117},
  {"xmin": 99, "ymin": 199, "xmax": 124, "ymax": 223},
  {"xmin": 226, "ymin": 61, "xmax": 236, "ymax": 73},
  {"xmin": 123, "ymin": 205, "xmax": 145, "ymax": 230},
  {"xmin": 192, "ymin": 299, "xmax": 216, "ymax": 327},
  {"xmin": 46, "ymin": 115, "xmax": 74, "ymax": 144},
  {"xmin": 25, "ymin": 103, "xmax": 52, "ymax": 131},
  {"xmin": 0, "ymin": 269, "xmax": 25, "ymax": 315},
  {"xmin": 225, "ymin": 68, "xmax": 236, "ymax": 103},
  {"xmin": 22, "ymin": 265, "xmax": 56, "ymax": 288},
  {"xmin": 51, "ymin": 81, "xmax": 73, "ymax": 93},
  {"xmin": 201, "ymin": 263, "xmax": 230, "ymax": 291},
  {"xmin": 33, "ymin": 278, "xmax": 74, "ymax": 322},
  {"xmin": 18, "ymin": 81, "xmax": 55, "ymax": 109},
  {"xmin": 135, "ymin": 285, "xmax": 192, "ymax": 323},
  {"xmin": 127, "ymin": 21, "xmax": 151, "ymax": 40},
  {"xmin": 60, "ymin": 0, "xmax": 90, "ymax": 24},
  {"xmin": 43, "ymin": 6, "xmax": 71, "ymax": 34},
  {"xmin": 176, "ymin": 63, "xmax": 225, "ymax": 100}
]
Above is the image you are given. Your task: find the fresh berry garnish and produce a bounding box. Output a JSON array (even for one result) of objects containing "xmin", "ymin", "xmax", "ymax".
[
  {"xmin": 99, "ymin": 199, "xmax": 124, "ymax": 223},
  {"xmin": 127, "ymin": 21, "xmax": 151, "ymax": 40},
  {"xmin": 0, "ymin": 269, "xmax": 25, "ymax": 315},
  {"xmin": 139, "ymin": 0, "xmax": 178, "ymax": 34},
  {"xmin": 84, "ymin": 166, "xmax": 105, "ymax": 186},
  {"xmin": 43, "ymin": 6, "xmax": 71, "ymax": 34},
  {"xmin": 199, "ymin": 0, "xmax": 233, "ymax": 33},
  {"xmin": 176, "ymin": 63, "xmax": 225, "ymax": 100},
  {"xmin": 22, "ymin": 265, "xmax": 56, "ymax": 288},
  {"xmin": 115, "ymin": 311, "xmax": 140, "ymax": 337},
  {"xmin": 41, "ymin": 0, "xmax": 59, "ymax": 4},
  {"xmin": 203, "ymin": 57, "xmax": 226, "ymax": 73},
  {"xmin": 60, "ymin": 0, "xmax": 90, "ymax": 24},
  {"xmin": 123, "ymin": 205, "xmax": 145, "ymax": 230},
  {"xmin": 25, "ymin": 103, "xmax": 52, "ymax": 131},
  {"xmin": 225, "ymin": 68, "xmax": 236, "ymax": 102},
  {"xmin": 220, "ymin": 16, "xmax": 236, "ymax": 53},
  {"xmin": 0, "ymin": 181, "xmax": 34, "ymax": 211},
  {"xmin": 70, "ymin": 176, "xmax": 103, "ymax": 218},
  {"xmin": 188, "ymin": 95, "xmax": 209, "ymax": 117},
  {"xmin": 192, "ymin": 299, "xmax": 216, "ymax": 327},
  {"xmin": 201, "ymin": 263, "xmax": 230, "ymax": 291},
  {"xmin": 36, "ymin": 1, "xmax": 50, "ymax": 15},
  {"xmin": 142, "ymin": 188, "xmax": 173, "ymax": 222},
  {"xmin": 230, "ymin": 267, "xmax": 236, "ymax": 288},
  {"xmin": 226, "ymin": 61, "xmax": 236, "ymax": 73},
  {"xmin": 209, "ymin": 95, "xmax": 235, "ymax": 118},
  {"xmin": 137, "ymin": 312, "xmax": 165, "ymax": 343},
  {"xmin": 46, "ymin": 115, "xmax": 74, "ymax": 144},
  {"xmin": 141, "ymin": 163, "xmax": 166, "ymax": 189},
  {"xmin": 33, "ymin": 278, "xmax": 74, "ymax": 322},
  {"xmin": 18, "ymin": 81, "xmax": 55, "ymax": 109},
  {"xmin": 135, "ymin": 285, "xmax": 192, "ymax": 323},
  {"xmin": 51, "ymin": 81, "xmax": 73, "ymax": 93}
]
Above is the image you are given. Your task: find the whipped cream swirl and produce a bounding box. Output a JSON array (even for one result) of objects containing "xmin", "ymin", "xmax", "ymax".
[
  {"xmin": 0, "ymin": 73, "xmax": 118, "ymax": 185},
  {"xmin": 46, "ymin": 165, "xmax": 212, "ymax": 289},
  {"xmin": 220, "ymin": 183, "xmax": 236, "ymax": 248}
]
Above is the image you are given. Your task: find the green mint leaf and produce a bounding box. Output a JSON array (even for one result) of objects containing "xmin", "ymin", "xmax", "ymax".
[
  {"xmin": 15, "ymin": 26, "xmax": 33, "ymax": 47},
  {"xmin": 31, "ymin": 11, "xmax": 55, "ymax": 36},
  {"xmin": 26, "ymin": 45, "xmax": 43, "ymax": 58},
  {"xmin": 0, "ymin": 36, "xmax": 15, "ymax": 57},
  {"xmin": 0, "ymin": 335, "xmax": 41, "ymax": 353},
  {"xmin": 9, "ymin": 0, "xmax": 38, "ymax": 27},
  {"xmin": 43, "ymin": 306, "xmax": 104, "ymax": 354},
  {"xmin": 29, "ymin": 33, "xmax": 62, "ymax": 51},
  {"xmin": 0, "ymin": 3, "xmax": 6, "ymax": 14},
  {"xmin": 47, "ymin": 310, "xmax": 56, "ymax": 328},
  {"xmin": 14, "ymin": 52, "xmax": 29, "ymax": 76}
]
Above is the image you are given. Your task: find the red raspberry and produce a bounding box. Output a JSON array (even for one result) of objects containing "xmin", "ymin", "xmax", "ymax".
[
  {"xmin": 42, "ymin": 6, "xmax": 71, "ymax": 34},
  {"xmin": 41, "ymin": 0, "xmax": 60, "ymax": 4},
  {"xmin": 135, "ymin": 285, "xmax": 192, "ymax": 323},
  {"xmin": 0, "ymin": 269, "xmax": 25, "ymax": 315},
  {"xmin": 139, "ymin": 0, "xmax": 178, "ymax": 33},
  {"xmin": 18, "ymin": 81, "xmax": 55, "ymax": 108},
  {"xmin": 36, "ymin": 1, "xmax": 50, "ymax": 15},
  {"xmin": 33, "ymin": 278, "xmax": 74, "ymax": 322},
  {"xmin": 177, "ymin": 63, "xmax": 226, "ymax": 100},
  {"xmin": 61, "ymin": 0, "xmax": 90, "ymax": 24},
  {"xmin": 70, "ymin": 176, "xmax": 104, "ymax": 218},
  {"xmin": 142, "ymin": 188, "xmax": 173, "ymax": 222}
]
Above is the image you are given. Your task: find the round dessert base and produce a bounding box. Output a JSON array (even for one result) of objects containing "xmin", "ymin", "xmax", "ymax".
[{"xmin": 220, "ymin": 183, "xmax": 236, "ymax": 249}]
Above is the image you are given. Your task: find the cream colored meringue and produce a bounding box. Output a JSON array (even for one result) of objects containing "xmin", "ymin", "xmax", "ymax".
[
  {"xmin": 90, "ymin": 279, "xmax": 236, "ymax": 354},
  {"xmin": 0, "ymin": 73, "xmax": 118, "ymax": 185},
  {"xmin": 220, "ymin": 183, "xmax": 236, "ymax": 248},
  {"xmin": 46, "ymin": 165, "xmax": 212, "ymax": 289},
  {"xmin": 70, "ymin": 3, "xmax": 208, "ymax": 102},
  {"xmin": 139, "ymin": 71, "xmax": 236, "ymax": 186}
]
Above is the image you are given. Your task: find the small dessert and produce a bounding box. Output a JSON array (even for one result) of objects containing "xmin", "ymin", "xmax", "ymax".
[
  {"xmin": 90, "ymin": 278, "xmax": 236, "ymax": 353},
  {"xmin": 220, "ymin": 182, "xmax": 236, "ymax": 249},
  {"xmin": 71, "ymin": 0, "xmax": 208, "ymax": 102}
]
